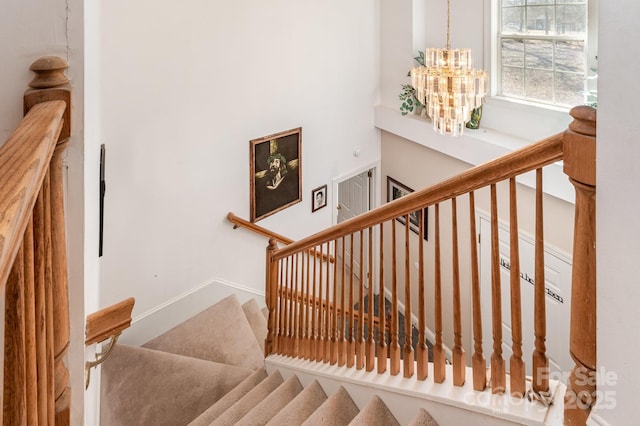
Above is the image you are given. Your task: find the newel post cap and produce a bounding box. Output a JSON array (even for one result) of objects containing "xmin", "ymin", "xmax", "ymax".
[
  {"xmin": 563, "ymin": 106, "xmax": 597, "ymax": 187},
  {"xmin": 28, "ymin": 56, "xmax": 70, "ymax": 89}
]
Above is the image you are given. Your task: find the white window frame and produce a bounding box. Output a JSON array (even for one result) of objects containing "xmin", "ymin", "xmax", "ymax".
[{"xmin": 487, "ymin": 0, "xmax": 597, "ymax": 110}]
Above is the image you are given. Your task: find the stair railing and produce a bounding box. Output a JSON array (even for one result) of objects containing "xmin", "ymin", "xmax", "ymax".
[
  {"xmin": 264, "ymin": 106, "xmax": 596, "ymax": 424},
  {"xmin": 0, "ymin": 57, "xmax": 72, "ymax": 425}
]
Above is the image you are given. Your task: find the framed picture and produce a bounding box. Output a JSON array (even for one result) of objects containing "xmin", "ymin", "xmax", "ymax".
[
  {"xmin": 311, "ymin": 184, "xmax": 327, "ymax": 212},
  {"xmin": 250, "ymin": 127, "xmax": 302, "ymax": 222},
  {"xmin": 386, "ymin": 176, "xmax": 428, "ymax": 240}
]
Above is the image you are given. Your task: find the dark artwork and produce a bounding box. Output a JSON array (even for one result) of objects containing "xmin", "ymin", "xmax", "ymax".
[{"xmin": 250, "ymin": 128, "xmax": 302, "ymax": 222}]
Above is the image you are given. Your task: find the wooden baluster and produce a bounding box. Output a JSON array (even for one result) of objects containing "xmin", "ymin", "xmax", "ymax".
[
  {"xmin": 532, "ymin": 169, "xmax": 549, "ymax": 395},
  {"xmin": 324, "ymin": 243, "xmax": 331, "ymax": 363},
  {"xmin": 293, "ymin": 254, "xmax": 300, "ymax": 358},
  {"xmin": 331, "ymin": 240, "xmax": 338, "ymax": 365},
  {"xmin": 285, "ymin": 256, "xmax": 293, "ymax": 356},
  {"xmin": 49, "ymin": 141, "xmax": 70, "ymax": 425},
  {"xmin": 283, "ymin": 256, "xmax": 290, "ymax": 356},
  {"xmin": 310, "ymin": 247, "xmax": 318, "ymax": 361},
  {"xmin": 338, "ymin": 237, "xmax": 347, "ymax": 367},
  {"xmin": 433, "ymin": 203, "xmax": 446, "ymax": 383},
  {"xmin": 33, "ymin": 188, "xmax": 48, "ymax": 424},
  {"xmin": 265, "ymin": 239, "xmax": 279, "ymax": 356},
  {"xmin": 278, "ymin": 258, "xmax": 286, "ymax": 355},
  {"xmin": 366, "ymin": 227, "xmax": 375, "ymax": 372},
  {"xmin": 264, "ymin": 242, "xmax": 272, "ymax": 356},
  {"xmin": 306, "ymin": 250, "xmax": 313, "ymax": 359},
  {"xmin": 23, "ymin": 219, "xmax": 38, "ymax": 425},
  {"xmin": 356, "ymin": 230, "xmax": 365, "ymax": 370},
  {"xmin": 563, "ymin": 106, "xmax": 596, "ymax": 424},
  {"xmin": 315, "ymin": 246, "xmax": 323, "ymax": 361},
  {"xmin": 509, "ymin": 178, "xmax": 526, "ymax": 397},
  {"xmin": 469, "ymin": 192, "xmax": 486, "ymax": 391},
  {"xmin": 390, "ymin": 219, "xmax": 400, "ymax": 376},
  {"xmin": 490, "ymin": 184, "xmax": 506, "ymax": 393},
  {"xmin": 4, "ymin": 246, "xmax": 27, "ymax": 426},
  {"xmin": 301, "ymin": 251, "xmax": 308, "ymax": 359},
  {"xmin": 44, "ymin": 172, "xmax": 55, "ymax": 424},
  {"xmin": 347, "ymin": 235, "xmax": 355, "ymax": 368},
  {"xmin": 451, "ymin": 198, "xmax": 465, "ymax": 386},
  {"xmin": 377, "ymin": 223, "xmax": 387, "ymax": 374},
  {"xmin": 403, "ymin": 214, "xmax": 414, "ymax": 378},
  {"xmin": 417, "ymin": 212, "xmax": 428, "ymax": 381},
  {"xmin": 286, "ymin": 256, "xmax": 294, "ymax": 357}
]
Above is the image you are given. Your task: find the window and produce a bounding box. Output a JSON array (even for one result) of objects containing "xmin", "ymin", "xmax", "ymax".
[{"xmin": 496, "ymin": 0, "xmax": 597, "ymax": 108}]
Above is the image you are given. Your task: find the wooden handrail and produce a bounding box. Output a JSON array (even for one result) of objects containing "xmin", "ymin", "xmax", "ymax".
[
  {"xmin": 228, "ymin": 212, "xmax": 335, "ymax": 263},
  {"xmin": 273, "ymin": 132, "xmax": 564, "ymax": 261},
  {"xmin": 228, "ymin": 212, "xmax": 293, "ymax": 245},
  {"xmin": 84, "ymin": 298, "xmax": 136, "ymax": 389},
  {"xmin": 0, "ymin": 101, "xmax": 66, "ymax": 288},
  {"xmin": 85, "ymin": 298, "xmax": 135, "ymax": 346}
]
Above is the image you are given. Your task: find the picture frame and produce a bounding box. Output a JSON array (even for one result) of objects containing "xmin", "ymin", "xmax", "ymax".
[
  {"xmin": 250, "ymin": 127, "xmax": 302, "ymax": 222},
  {"xmin": 311, "ymin": 184, "xmax": 327, "ymax": 212},
  {"xmin": 386, "ymin": 176, "xmax": 428, "ymax": 240}
]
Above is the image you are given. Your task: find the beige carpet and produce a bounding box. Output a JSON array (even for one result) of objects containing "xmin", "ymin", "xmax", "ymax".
[
  {"xmin": 142, "ymin": 294, "xmax": 264, "ymax": 370},
  {"xmin": 100, "ymin": 293, "xmax": 440, "ymax": 425}
]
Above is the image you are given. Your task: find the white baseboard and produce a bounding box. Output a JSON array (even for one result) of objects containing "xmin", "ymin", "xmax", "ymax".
[{"xmin": 119, "ymin": 278, "xmax": 265, "ymax": 346}]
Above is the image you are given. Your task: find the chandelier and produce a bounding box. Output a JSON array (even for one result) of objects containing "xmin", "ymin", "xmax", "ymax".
[{"xmin": 410, "ymin": 0, "xmax": 488, "ymax": 136}]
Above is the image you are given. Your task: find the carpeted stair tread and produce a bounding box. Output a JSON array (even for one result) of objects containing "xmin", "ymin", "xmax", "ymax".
[
  {"xmin": 101, "ymin": 344, "xmax": 252, "ymax": 426},
  {"xmin": 242, "ymin": 299, "xmax": 268, "ymax": 353},
  {"xmin": 142, "ymin": 294, "xmax": 263, "ymax": 370},
  {"xmin": 302, "ymin": 386, "xmax": 359, "ymax": 426},
  {"xmin": 266, "ymin": 380, "xmax": 328, "ymax": 426},
  {"xmin": 408, "ymin": 408, "xmax": 440, "ymax": 426},
  {"xmin": 235, "ymin": 374, "xmax": 303, "ymax": 426},
  {"xmin": 210, "ymin": 370, "xmax": 284, "ymax": 426},
  {"xmin": 187, "ymin": 368, "xmax": 268, "ymax": 426},
  {"xmin": 348, "ymin": 395, "xmax": 399, "ymax": 426}
]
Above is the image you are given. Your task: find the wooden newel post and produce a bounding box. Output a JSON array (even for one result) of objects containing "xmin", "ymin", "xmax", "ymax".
[
  {"xmin": 563, "ymin": 105, "xmax": 596, "ymax": 425},
  {"xmin": 265, "ymin": 238, "xmax": 279, "ymax": 357},
  {"xmin": 24, "ymin": 56, "xmax": 72, "ymax": 426}
]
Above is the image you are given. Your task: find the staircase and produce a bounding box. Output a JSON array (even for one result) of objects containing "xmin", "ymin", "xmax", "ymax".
[{"xmin": 100, "ymin": 294, "xmax": 439, "ymax": 425}]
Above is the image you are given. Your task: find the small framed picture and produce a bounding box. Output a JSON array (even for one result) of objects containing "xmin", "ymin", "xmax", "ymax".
[
  {"xmin": 386, "ymin": 176, "xmax": 428, "ymax": 240},
  {"xmin": 311, "ymin": 184, "xmax": 327, "ymax": 212}
]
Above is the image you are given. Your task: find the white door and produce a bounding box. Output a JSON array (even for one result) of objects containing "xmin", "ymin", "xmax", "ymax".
[
  {"xmin": 337, "ymin": 170, "xmax": 372, "ymax": 278},
  {"xmin": 478, "ymin": 216, "xmax": 572, "ymax": 380}
]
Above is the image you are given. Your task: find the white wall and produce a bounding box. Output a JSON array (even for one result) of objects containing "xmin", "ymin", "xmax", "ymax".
[
  {"xmin": 97, "ymin": 1, "xmax": 381, "ymax": 319},
  {"xmin": 593, "ymin": 1, "xmax": 640, "ymax": 424},
  {"xmin": 0, "ymin": 1, "xmax": 85, "ymax": 424}
]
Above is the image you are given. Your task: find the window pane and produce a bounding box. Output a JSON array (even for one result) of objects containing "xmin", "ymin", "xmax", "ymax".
[
  {"xmin": 555, "ymin": 72, "xmax": 584, "ymax": 106},
  {"xmin": 502, "ymin": 39, "xmax": 524, "ymax": 67},
  {"xmin": 556, "ymin": 5, "xmax": 587, "ymax": 36},
  {"xmin": 527, "ymin": 6, "xmax": 554, "ymax": 33},
  {"xmin": 526, "ymin": 69, "xmax": 554, "ymax": 102},
  {"xmin": 502, "ymin": 7, "xmax": 525, "ymax": 32},
  {"xmin": 498, "ymin": 0, "xmax": 592, "ymax": 107},
  {"xmin": 556, "ymin": 41, "xmax": 584, "ymax": 73},
  {"xmin": 502, "ymin": 66, "xmax": 525, "ymax": 97},
  {"xmin": 525, "ymin": 40, "xmax": 553, "ymax": 70}
]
